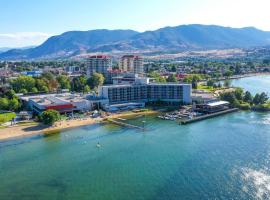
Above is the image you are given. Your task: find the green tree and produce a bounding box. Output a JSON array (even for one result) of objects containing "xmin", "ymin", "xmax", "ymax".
[
  {"xmin": 0, "ymin": 98, "xmax": 9, "ymax": 110},
  {"xmin": 167, "ymin": 74, "xmax": 177, "ymax": 82},
  {"xmin": 220, "ymin": 92, "xmax": 239, "ymax": 106},
  {"xmin": 83, "ymin": 85, "xmax": 91, "ymax": 94},
  {"xmin": 19, "ymin": 89, "xmax": 28, "ymax": 94},
  {"xmin": 71, "ymin": 75, "xmax": 87, "ymax": 92},
  {"xmin": 234, "ymin": 88, "xmax": 244, "ymax": 101},
  {"xmin": 8, "ymin": 98, "xmax": 20, "ymax": 111},
  {"xmin": 87, "ymin": 73, "xmax": 105, "ymax": 89},
  {"xmin": 10, "ymin": 76, "xmax": 36, "ymax": 93},
  {"xmin": 41, "ymin": 86, "xmax": 49, "ymax": 93},
  {"xmin": 31, "ymin": 87, "xmax": 38, "ymax": 93},
  {"xmin": 40, "ymin": 109, "xmax": 61, "ymax": 125},
  {"xmin": 243, "ymin": 91, "xmax": 253, "ymax": 104},
  {"xmin": 223, "ymin": 80, "xmax": 231, "ymax": 88},
  {"xmin": 259, "ymin": 92, "xmax": 269, "ymax": 104},
  {"xmin": 149, "ymin": 72, "xmax": 167, "ymax": 83},
  {"xmin": 5, "ymin": 90, "xmax": 16, "ymax": 99},
  {"xmin": 206, "ymin": 79, "xmax": 215, "ymax": 87},
  {"xmin": 224, "ymin": 70, "xmax": 233, "ymax": 77},
  {"xmin": 35, "ymin": 79, "xmax": 47, "ymax": 91},
  {"xmin": 192, "ymin": 77, "xmax": 198, "ymax": 89},
  {"xmin": 57, "ymin": 75, "xmax": 71, "ymax": 90}
]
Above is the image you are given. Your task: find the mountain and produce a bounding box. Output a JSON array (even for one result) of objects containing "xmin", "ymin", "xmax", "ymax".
[
  {"xmin": 0, "ymin": 46, "xmax": 36, "ymax": 53},
  {"xmin": 0, "ymin": 30, "xmax": 138, "ymax": 60},
  {"xmin": 1, "ymin": 25, "xmax": 270, "ymax": 60}
]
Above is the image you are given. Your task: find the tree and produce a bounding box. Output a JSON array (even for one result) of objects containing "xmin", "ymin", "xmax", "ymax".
[
  {"xmin": 220, "ymin": 92, "xmax": 239, "ymax": 106},
  {"xmin": 223, "ymin": 80, "xmax": 231, "ymax": 88},
  {"xmin": 83, "ymin": 85, "xmax": 91, "ymax": 94},
  {"xmin": 0, "ymin": 98, "xmax": 9, "ymax": 110},
  {"xmin": 5, "ymin": 90, "xmax": 16, "ymax": 99},
  {"xmin": 224, "ymin": 70, "xmax": 233, "ymax": 77},
  {"xmin": 149, "ymin": 72, "xmax": 167, "ymax": 83},
  {"xmin": 40, "ymin": 109, "xmax": 61, "ymax": 125},
  {"xmin": 35, "ymin": 79, "xmax": 46, "ymax": 91},
  {"xmin": 192, "ymin": 77, "xmax": 198, "ymax": 89},
  {"xmin": 167, "ymin": 74, "xmax": 177, "ymax": 82},
  {"xmin": 206, "ymin": 79, "xmax": 215, "ymax": 87},
  {"xmin": 8, "ymin": 98, "xmax": 20, "ymax": 111},
  {"xmin": 243, "ymin": 91, "xmax": 253, "ymax": 104},
  {"xmin": 57, "ymin": 75, "xmax": 71, "ymax": 90},
  {"xmin": 10, "ymin": 76, "xmax": 36, "ymax": 93},
  {"xmin": 31, "ymin": 87, "xmax": 38, "ymax": 93},
  {"xmin": 253, "ymin": 92, "xmax": 269, "ymax": 105},
  {"xmin": 41, "ymin": 86, "xmax": 49, "ymax": 93},
  {"xmin": 259, "ymin": 92, "xmax": 269, "ymax": 104},
  {"xmin": 19, "ymin": 89, "xmax": 28, "ymax": 94},
  {"xmin": 71, "ymin": 75, "xmax": 87, "ymax": 92},
  {"xmin": 234, "ymin": 88, "xmax": 244, "ymax": 101},
  {"xmin": 253, "ymin": 94, "xmax": 261, "ymax": 105},
  {"xmin": 87, "ymin": 73, "xmax": 105, "ymax": 89}
]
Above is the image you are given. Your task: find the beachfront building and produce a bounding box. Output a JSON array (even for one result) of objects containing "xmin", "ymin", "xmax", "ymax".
[
  {"xmin": 98, "ymin": 77, "xmax": 192, "ymax": 111},
  {"xmin": 119, "ymin": 55, "xmax": 144, "ymax": 74},
  {"xmin": 86, "ymin": 55, "xmax": 112, "ymax": 79},
  {"xmin": 20, "ymin": 93, "xmax": 95, "ymax": 114},
  {"xmin": 194, "ymin": 101, "xmax": 230, "ymax": 114}
]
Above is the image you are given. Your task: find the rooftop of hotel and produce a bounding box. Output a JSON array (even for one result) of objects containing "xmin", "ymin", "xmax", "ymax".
[
  {"xmin": 20, "ymin": 93, "xmax": 88, "ymax": 103},
  {"xmin": 89, "ymin": 55, "xmax": 110, "ymax": 59},
  {"xmin": 101, "ymin": 82, "xmax": 191, "ymax": 88},
  {"xmin": 121, "ymin": 55, "xmax": 142, "ymax": 59}
]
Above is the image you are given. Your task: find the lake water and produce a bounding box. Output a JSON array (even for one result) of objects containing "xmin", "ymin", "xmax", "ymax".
[
  {"xmin": 1, "ymin": 76, "xmax": 270, "ymax": 200},
  {"xmin": 229, "ymin": 75, "xmax": 270, "ymax": 95}
]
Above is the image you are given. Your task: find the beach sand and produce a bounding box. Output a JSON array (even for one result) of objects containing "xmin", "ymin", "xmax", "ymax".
[{"xmin": 0, "ymin": 110, "xmax": 159, "ymax": 141}]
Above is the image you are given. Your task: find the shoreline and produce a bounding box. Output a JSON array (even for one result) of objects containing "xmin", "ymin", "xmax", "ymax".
[
  {"xmin": 0, "ymin": 110, "xmax": 159, "ymax": 141},
  {"xmin": 218, "ymin": 72, "xmax": 270, "ymax": 81}
]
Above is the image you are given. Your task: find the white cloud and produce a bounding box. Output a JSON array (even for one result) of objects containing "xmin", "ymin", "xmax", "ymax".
[{"xmin": 0, "ymin": 32, "xmax": 53, "ymax": 48}]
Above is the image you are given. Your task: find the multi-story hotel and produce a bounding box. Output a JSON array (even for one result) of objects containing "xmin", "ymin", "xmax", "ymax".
[
  {"xmin": 86, "ymin": 55, "xmax": 112, "ymax": 78},
  {"xmin": 119, "ymin": 55, "xmax": 144, "ymax": 74},
  {"xmin": 99, "ymin": 78, "xmax": 191, "ymax": 107}
]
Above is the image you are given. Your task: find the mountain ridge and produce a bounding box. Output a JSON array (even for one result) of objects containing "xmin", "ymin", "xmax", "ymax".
[{"xmin": 1, "ymin": 24, "xmax": 270, "ymax": 60}]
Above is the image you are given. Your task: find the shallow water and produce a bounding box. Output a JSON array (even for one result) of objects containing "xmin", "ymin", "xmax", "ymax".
[{"xmin": 1, "ymin": 76, "xmax": 270, "ymax": 200}]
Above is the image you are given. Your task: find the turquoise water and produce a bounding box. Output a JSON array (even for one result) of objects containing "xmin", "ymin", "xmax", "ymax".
[
  {"xmin": 230, "ymin": 75, "xmax": 270, "ymax": 95},
  {"xmin": 1, "ymin": 76, "xmax": 270, "ymax": 200}
]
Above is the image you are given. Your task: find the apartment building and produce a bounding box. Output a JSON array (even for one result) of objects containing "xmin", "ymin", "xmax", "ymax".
[
  {"xmin": 119, "ymin": 55, "xmax": 144, "ymax": 74},
  {"xmin": 86, "ymin": 55, "xmax": 112, "ymax": 78}
]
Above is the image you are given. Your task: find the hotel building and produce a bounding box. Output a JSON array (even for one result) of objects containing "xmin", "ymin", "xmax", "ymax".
[
  {"xmin": 119, "ymin": 55, "xmax": 144, "ymax": 74},
  {"xmin": 99, "ymin": 78, "xmax": 192, "ymax": 109}
]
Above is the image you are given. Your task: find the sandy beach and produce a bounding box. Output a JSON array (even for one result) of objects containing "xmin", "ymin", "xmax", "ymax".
[{"xmin": 0, "ymin": 110, "xmax": 159, "ymax": 141}]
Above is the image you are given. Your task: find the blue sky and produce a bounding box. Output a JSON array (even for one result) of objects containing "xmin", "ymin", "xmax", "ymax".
[{"xmin": 0, "ymin": 0, "xmax": 270, "ymax": 47}]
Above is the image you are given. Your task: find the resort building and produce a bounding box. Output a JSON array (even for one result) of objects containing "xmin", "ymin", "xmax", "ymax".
[
  {"xmin": 20, "ymin": 93, "xmax": 95, "ymax": 114},
  {"xmin": 119, "ymin": 55, "xmax": 144, "ymax": 74},
  {"xmin": 98, "ymin": 77, "xmax": 192, "ymax": 111},
  {"xmin": 86, "ymin": 55, "xmax": 112, "ymax": 78}
]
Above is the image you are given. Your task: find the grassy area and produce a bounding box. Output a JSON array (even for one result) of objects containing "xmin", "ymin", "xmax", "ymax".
[
  {"xmin": 197, "ymin": 84, "xmax": 215, "ymax": 92},
  {"xmin": 16, "ymin": 121, "xmax": 39, "ymax": 126},
  {"xmin": 0, "ymin": 112, "xmax": 16, "ymax": 125}
]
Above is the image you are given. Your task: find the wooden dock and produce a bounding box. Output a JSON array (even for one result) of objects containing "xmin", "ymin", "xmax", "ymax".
[
  {"xmin": 180, "ymin": 108, "xmax": 239, "ymax": 125},
  {"xmin": 107, "ymin": 118, "xmax": 145, "ymax": 130}
]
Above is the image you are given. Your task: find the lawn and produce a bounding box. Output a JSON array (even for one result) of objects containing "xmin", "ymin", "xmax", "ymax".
[{"xmin": 0, "ymin": 112, "xmax": 16, "ymax": 125}]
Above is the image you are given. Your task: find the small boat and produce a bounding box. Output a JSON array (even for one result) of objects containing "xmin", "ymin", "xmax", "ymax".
[{"xmin": 96, "ymin": 142, "xmax": 101, "ymax": 148}]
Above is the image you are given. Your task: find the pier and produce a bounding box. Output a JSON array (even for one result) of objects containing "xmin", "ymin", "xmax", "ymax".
[
  {"xmin": 179, "ymin": 108, "xmax": 239, "ymax": 125},
  {"xmin": 107, "ymin": 118, "xmax": 145, "ymax": 130}
]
